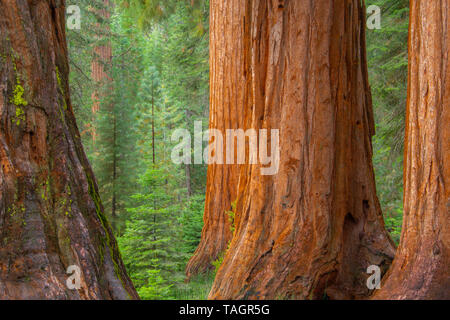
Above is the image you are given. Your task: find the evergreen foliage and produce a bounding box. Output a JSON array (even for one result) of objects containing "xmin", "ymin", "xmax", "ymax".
[{"xmin": 366, "ymin": 0, "xmax": 409, "ymax": 243}]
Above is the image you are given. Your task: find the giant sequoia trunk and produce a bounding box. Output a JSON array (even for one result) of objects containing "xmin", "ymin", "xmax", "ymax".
[
  {"xmin": 209, "ymin": 0, "xmax": 395, "ymax": 300},
  {"xmin": 185, "ymin": 0, "xmax": 250, "ymax": 278},
  {"xmin": 374, "ymin": 1, "xmax": 450, "ymax": 300},
  {"xmin": 0, "ymin": 0, "xmax": 138, "ymax": 299}
]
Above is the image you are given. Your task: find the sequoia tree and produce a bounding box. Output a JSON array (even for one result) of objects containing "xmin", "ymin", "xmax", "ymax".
[
  {"xmin": 374, "ymin": 1, "xmax": 450, "ymax": 300},
  {"xmin": 0, "ymin": 0, "xmax": 138, "ymax": 299},
  {"xmin": 209, "ymin": 0, "xmax": 396, "ymax": 300},
  {"xmin": 185, "ymin": 0, "xmax": 250, "ymax": 278}
]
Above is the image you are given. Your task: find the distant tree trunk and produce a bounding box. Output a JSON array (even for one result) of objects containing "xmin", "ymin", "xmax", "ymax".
[
  {"xmin": 0, "ymin": 0, "xmax": 138, "ymax": 299},
  {"xmin": 185, "ymin": 0, "xmax": 250, "ymax": 279},
  {"xmin": 374, "ymin": 1, "xmax": 450, "ymax": 300},
  {"xmin": 111, "ymin": 113, "xmax": 117, "ymax": 230},
  {"xmin": 91, "ymin": 0, "xmax": 112, "ymax": 143},
  {"xmin": 184, "ymin": 109, "xmax": 192, "ymax": 198},
  {"xmin": 185, "ymin": 163, "xmax": 193, "ymax": 198},
  {"xmin": 209, "ymin": 0, "xmax": 395, "ymax": 300},
  {"xmin": 152, "ymin": 79, "xmax": 156, "ymax": 165},
  {"xmin": 91, "ymin": 0, "xmax": 118, "ymax": 229}
]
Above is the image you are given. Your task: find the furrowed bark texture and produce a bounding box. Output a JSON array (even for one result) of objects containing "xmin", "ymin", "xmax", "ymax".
[
  {"xmin": 209, "ymin": 0, "xmax": 395, "ymax": 300},
  {"xmin": 0, "ymin": 0, "xmax": 138, "ymax": 299},
  {"xmin": 186, "ymin": 0, "xmax": 250, "ymax": 278},
  {"xmin": 374, "ymin": 1, "xmax": 450, "ymax": 300}
]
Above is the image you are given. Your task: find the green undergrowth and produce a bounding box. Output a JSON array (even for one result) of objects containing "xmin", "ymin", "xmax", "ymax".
[{"xmin": 170, "ymin": 272, "xmax": 215, "ymax": 300}]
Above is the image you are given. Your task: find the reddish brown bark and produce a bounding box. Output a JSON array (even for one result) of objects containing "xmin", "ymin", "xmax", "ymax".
[
  {"xmin": 91, "ymin": 0, "xmax": 112, "ymax": 142},
  {"xmin": 185, "ymin": 0, "xmax": 250, "ymax": 279},
  {"xmin": 374, "ymin": 1, "xmax": 450, "ymax": 300},
  {"xmin": 208, "ymin": 0, "xmax": 395, "ymax": 300},
  {"xmin": 0, "ymin": 0, "xmax": 138, "ymax": 299}
]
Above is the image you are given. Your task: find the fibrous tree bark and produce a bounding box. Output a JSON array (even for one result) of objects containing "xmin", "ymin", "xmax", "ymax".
[
  {"xmin": 209, "ymin": 0, "xmax": 395, "ymax": 300},
  {"xmin": 0, "ymin": 0, "xmax": 138, "ymax": 299},
  {"xmin": 374, "ymin": 1, "xmax": 450, "ymax": 300},
  {"xmin": 185, "ymin": 0, "xmax": 250, "ymax": 279}
]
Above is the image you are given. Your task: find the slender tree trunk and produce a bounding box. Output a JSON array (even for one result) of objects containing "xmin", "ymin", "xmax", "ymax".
[
  {"xmin": 0, "ymin": 0, "xmax": 138, "ymax": 299},
  {"xmin": 374, "ymin": 1, "xmax": 450, "ymax": 300},
  {"xmin": 183, "ymin": 109, "xmax": 192, "ymax": 198},
  {"xmin": 209, "ymin": 0, "xmax": 395, "ymax": 300},
  {"xmin": 152, "ymin": 79, "xmax": 156, "ymax": 165},
  {"xmin": 111, "ymin": 113, "xmax": 117, "ymax": 230},
  {"xmin": 91, "ymin": 0, "xmax": 112, "ymax": 143},
  {"xmin": 185, "ymin": 0, "xmax": 250, "ymax": 279},
  {"xmin": 92, "ymin": 0, "xmax": 117, "ymax": 229},
  {"xmin": 185, "ymin": 163, "xmax": 193, "ymax": 198}
]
